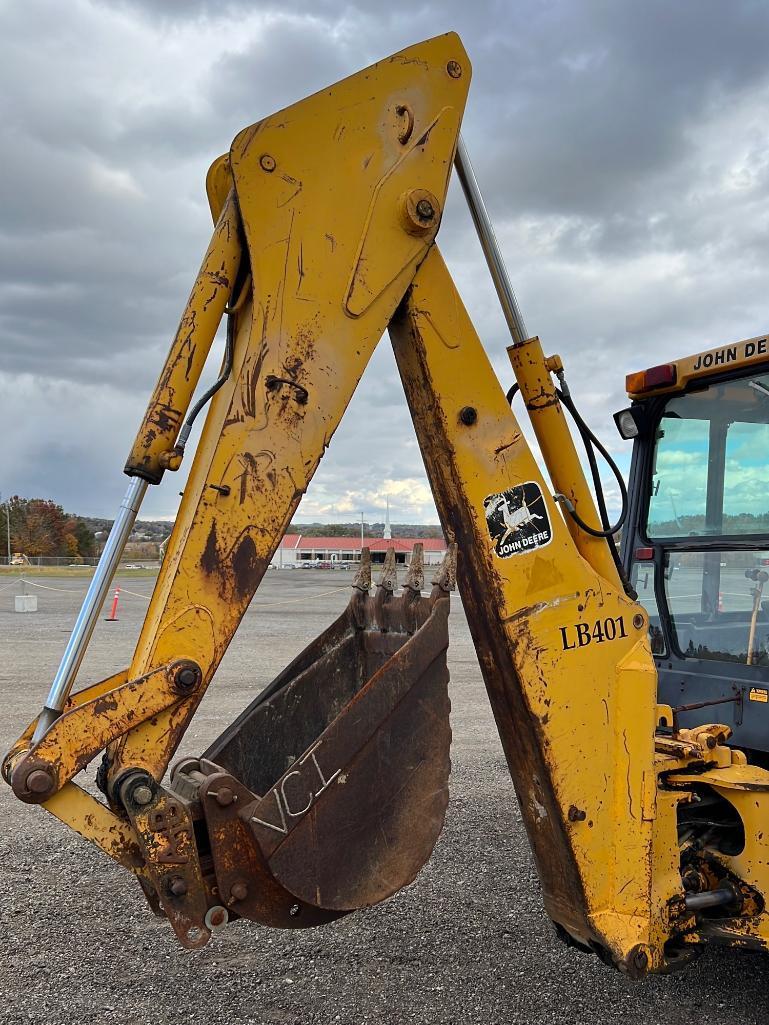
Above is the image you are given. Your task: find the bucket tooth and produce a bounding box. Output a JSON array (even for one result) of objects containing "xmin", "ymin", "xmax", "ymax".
[
  {"xmin": 376, "ymin": 547, "xmax": 398, "ymax": 593},
  {"xmin": 351, "ymin": 548, "xmax": 372, "ymax": 626},
  {"xmin": 430, "ymin": 542, "xmax": 457, "ymax": 601},
  {"xmin": 352, "ymin": 547, "xmax": 372, "ymax": 593},
  {"xmin": 403, "ymin": 543, "xmax": 424, "ymax": 596},
  {"xmin": 375, "ymin": 547, "xmax": 398, "ymax": 626}
]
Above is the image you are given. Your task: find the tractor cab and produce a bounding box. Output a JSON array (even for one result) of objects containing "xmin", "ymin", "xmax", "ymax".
[{"xmin": 618, "ymin": 336, "xmax": 769, "ymax": 762}]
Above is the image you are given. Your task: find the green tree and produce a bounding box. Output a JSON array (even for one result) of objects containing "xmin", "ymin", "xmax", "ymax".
[{"xmin": 71, "ymin": 520, "xmax": 96, "ymax": 558}]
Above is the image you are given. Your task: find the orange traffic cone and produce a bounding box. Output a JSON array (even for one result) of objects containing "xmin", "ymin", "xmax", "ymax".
[{"xmin": 105, "ymin": 587, "xmax": 120, "ymax": 622}]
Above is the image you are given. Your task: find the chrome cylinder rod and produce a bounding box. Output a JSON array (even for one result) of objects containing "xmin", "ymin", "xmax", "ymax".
[
  {"xmin": 32, "ymin": 475, "xmax": 148, "ymax": 743},
  {"xmin": 453, "ymin": 135, "xmax": 528, "ymax": 347}
]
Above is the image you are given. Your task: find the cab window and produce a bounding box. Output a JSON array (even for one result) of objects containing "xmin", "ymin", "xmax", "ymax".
[{"xmin": 646, "ymin": 372, "xmax": 769, "ymax": 538}]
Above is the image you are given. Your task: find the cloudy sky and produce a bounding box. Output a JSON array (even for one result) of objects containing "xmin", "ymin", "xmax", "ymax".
[{"xmin": 3, "ymin": 1, "xmax": 769, "ymax": 525}]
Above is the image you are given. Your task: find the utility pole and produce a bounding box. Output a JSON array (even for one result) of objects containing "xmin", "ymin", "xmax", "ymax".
[
  {"xmin": 1, "ymin": 494, "xmax": 10, "ymax": 565},
  {"xmin": 360, "ymin": 511, "xmax": 364, "ymax": 548}
]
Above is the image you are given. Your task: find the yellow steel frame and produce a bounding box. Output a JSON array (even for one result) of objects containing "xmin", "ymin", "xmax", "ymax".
[{"xmin": 7, "ymin": 31, "xmax": 769, "ymax": 970}]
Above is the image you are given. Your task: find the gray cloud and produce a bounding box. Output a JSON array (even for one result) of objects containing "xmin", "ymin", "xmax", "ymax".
[{"xmin": 3, "ymin": 1, "xmax": 769, "ymax": 524}]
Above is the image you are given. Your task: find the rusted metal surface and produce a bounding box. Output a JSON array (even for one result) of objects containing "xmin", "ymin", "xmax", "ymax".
[
  {"xmin": 199, "ymin": 770, "xmax": 344, "ymax": 929},
  {"xmin": 9, "ymin": 663, "xmax": 196, "ymax": 804},
  {"xmin": 160, "ymin": 546, "xmax": 454, "ymax": 932},
  {"xmin": 121, "ymin": 773, "xmax": 213, "ymax": 950},
  {"xmin": 388, "ymin": 259, "xmax": 594, "ymax": 949},
  {"xmin": 124, "ymin": 189, "xmax": 242, "ymax": 484}
]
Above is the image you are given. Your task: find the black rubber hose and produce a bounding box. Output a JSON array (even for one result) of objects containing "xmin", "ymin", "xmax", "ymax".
[
  {"xmin": 555, "ymin": 386, "xmax": 628, "ymax": 539},
  {"xmin": 507, "ymin": 377, "xmax": 636, "ymax": 598},
  {"xmin": 174, "ymin": 310, "xmax": 236, "ymax": 452}
]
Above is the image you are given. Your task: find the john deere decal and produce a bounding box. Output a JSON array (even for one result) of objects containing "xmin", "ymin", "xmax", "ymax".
[{"xmin": 484, "ymin": 482, "xmax": 552, "ymax": 558}]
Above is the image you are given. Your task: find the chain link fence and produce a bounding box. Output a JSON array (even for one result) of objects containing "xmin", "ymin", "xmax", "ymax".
[{"xmin": 0, "ymin": 556, "xmax": 161, "ymax": 568}]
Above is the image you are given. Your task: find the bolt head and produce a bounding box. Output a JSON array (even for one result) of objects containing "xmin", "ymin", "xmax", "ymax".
[
  {"xmin": 633, "ymin": 948, "xmax": 649, "ymax": 971},
  {"xmin": 132, "ymin": 784, "xmax": 154, "ymax": 807},
  {"xmin": 446, "ymin": 60, "xmax": 462, "ymax": 78},
  {"xmin": 171, "ymin": 661, "xmax": 202, "ymax": 694},
  {"xmin": 230, "ymin": 881, "xmax": 248, "ymax": 902},
  {"xmin": 26, "ymin": 769, "xmax": 54, "ymax": 795},
  {"xmin": 632, "ymin": 612, "xmax": 646, "ymax": 630},
  {"xmin": 215, "ymin": 786, "xmax": 235, "ymax": 807},
  {"xmin": 399, "ymin": 188, "xmax": 440, "ymax": 236},
  {"xmin": 415, "ymin": 198, "xmax": 435, "ymax": 221},
  {"xmin": 260, "ymin": 154, "xmax": 276, "ymax": 172},
  {"xmin": 459, "ymin": 406, "xmax": 478, "ymax": 426},
  {"xmin": 169, "ymin": 876, "xmax": 188, "ymax": 897}
]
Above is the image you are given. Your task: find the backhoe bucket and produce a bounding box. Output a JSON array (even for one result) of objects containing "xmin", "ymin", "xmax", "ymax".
[{"xmin": 170, "ymin": 545, "xmax": 455, "ymax": 929}]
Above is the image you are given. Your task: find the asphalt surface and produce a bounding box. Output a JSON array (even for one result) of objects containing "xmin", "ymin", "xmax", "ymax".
[{"xmin": 1, "ymin": 570, "xmax": 768, "ymax": 1024}]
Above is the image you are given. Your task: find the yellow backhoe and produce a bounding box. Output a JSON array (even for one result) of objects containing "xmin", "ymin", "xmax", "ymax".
[{"xmin": 6, "ymin": 33, "xmax": 769, "ymax": 976}]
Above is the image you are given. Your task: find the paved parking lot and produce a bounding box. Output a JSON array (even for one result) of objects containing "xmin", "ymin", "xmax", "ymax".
[{"xmin": 1, "ymin": 570, "xmax": 768, "ymax": 1024}]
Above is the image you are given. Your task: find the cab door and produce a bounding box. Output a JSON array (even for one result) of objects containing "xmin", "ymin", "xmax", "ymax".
[{"xmin": 622, "ymin": 369, "xmax": 769, "ymax": 760}]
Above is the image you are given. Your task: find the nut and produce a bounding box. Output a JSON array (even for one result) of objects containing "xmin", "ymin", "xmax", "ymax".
[
  {"xmin": 399, "ymin": 188, "xmax": 440, "ymax": 236},
  {"xmin": 260, "ymin": 154, "xmax": 276, "ymax": 172},
  {"xmin": 459, "ymin": 406, "xmax": 478, "ymax": 426},
  {"xmin": 415, "ymin": 198, "xmax": 435, "ymax": 221},
  {"xmin": 171, "ymin": 660, "xmax": 202, "ymax": 695},
  {"xmin": 632, "ymin": 612, "xmax": 646, "ymax": 630},
  {"xmin": 132, "ymin": 784, "xmax": 154, "ymax": 807},
  {"xmin": 169, "ymin": 876, "xmax": 188, "ymax": 897}
]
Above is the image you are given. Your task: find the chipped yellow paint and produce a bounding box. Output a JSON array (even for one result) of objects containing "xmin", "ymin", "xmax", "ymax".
[
  {"xmin": 12, "ymin": 664, "xmax": 187, "ymax": 799},
  {"xmin": 124, "ymin": 189, "xmax": 242, "ymax": 483},
  {"xmin": 389, "ymin": 246, "xmax": 683, "ymax": 971},
  {"xmin": 107, "ymin": 32, "xmax": 471, "ymax": 784},
  {"xmin": 44, "ymin": 783, "xmax": 143, "ymax": 872}
]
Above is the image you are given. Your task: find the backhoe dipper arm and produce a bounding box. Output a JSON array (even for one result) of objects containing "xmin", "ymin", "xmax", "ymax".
[
  {"xmin": 5, "ymin": 34, "xmax": 471, "ymax": 946},
  {"xmin": 7, "ymin": 32, "xmax": 769, "ymax": 969}
]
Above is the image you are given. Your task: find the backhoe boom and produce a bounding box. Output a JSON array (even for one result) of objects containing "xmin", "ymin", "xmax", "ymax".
[{"xmin": 6, "ymin": 32, "xmax": 769, "ymax": 974}]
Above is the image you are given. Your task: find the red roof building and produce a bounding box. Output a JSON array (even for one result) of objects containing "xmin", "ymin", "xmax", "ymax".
[{"xmin": 270, "ymin": 533, "xmax": 447, "ymax": 567}]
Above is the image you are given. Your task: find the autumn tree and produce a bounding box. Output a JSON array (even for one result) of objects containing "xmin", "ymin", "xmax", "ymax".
[{"xmin": 0, "ymin": 497, "xmax": 97, "ymax": 560}]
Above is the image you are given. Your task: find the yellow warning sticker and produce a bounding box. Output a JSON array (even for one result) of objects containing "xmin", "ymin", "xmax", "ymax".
[{"xmin": 749, "ymin": 687, "xmax": 768, "ymax": 704}]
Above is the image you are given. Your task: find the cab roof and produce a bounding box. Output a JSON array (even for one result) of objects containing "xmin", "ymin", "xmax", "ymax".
[{"xmin": 626, "ymin": 333, "xmax": 769, "ymax": 399}]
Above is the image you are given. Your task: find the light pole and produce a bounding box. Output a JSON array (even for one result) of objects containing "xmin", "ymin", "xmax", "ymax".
[{"xmin": 1, "ymin": 494, "xmax": 10, "ymax": 565}]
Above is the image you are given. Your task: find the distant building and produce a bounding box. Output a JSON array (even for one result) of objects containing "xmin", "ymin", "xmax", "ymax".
[{"xmin": 270, "ymin": 534, "xmax": 447, "ymax": 568}]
